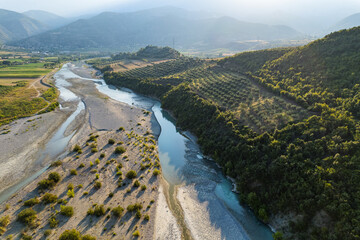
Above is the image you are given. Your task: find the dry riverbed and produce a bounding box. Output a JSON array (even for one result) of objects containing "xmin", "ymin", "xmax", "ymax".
[{"xmin": 0, "ymin": 65, "xmax": 179, "ymax": 239}]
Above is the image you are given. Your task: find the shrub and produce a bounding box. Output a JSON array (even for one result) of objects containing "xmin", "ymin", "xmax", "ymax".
[
  {"xmin": 73, "ymin": 144, "xmax": 81, "ymax": 152},
  {"xmin": 100, "ymin": 153, "xmax": 105, "ymax": 158},
  {"xmin": 126, "ymin": 170, "xmax": 137, "ymax": 179},
  {"xmin": 0, "ymin": 215, "xmax": 10, "ymax": 235},
  {"xmin": 88, "ymin": 205, "xmax": 105, "ymax": 217},
  {"xmin": 67, "ymin": 183, "xmax": 74, "ymax": 190},
  {"xmin": 48, "ymin": 172, "xmax": 61, "ymax": 183},
  {"xmin": 60, "ymin": 205, "xmax": 74, "ymax": 217},
  {"xmin": 114, "ymin": 146, "xmax": 126, "ymax": 154},
  {"xmin": 82, "ymin": 235, "xmax": 96, "ymax": 240},
  {"xmin": 24, "ymin": 198, "xmax": 40, "ymax": 207},
  {"xmin": 44, "ymin": 229, "xmax": 52, "ymax": 237},
  {"xmin": 153, "ymin": 169, "xmax": 160, "ymax": 176},
  {"xmin": 118, "ymin": 127, "xmax": 125, "ymax": 131},
  {"xmin": 77, "ymin": 184, "xmax": 83, "ymax": 188},
  {"xmin": 78, "ymin": 163, "xmax": 85, "ymax": 168},
  {"xmin": 67, "ymin": 189, "xmax": 75, "ymax": 198},
  {"xmin": 116, "ymin": 171, "xmax": 122, "ymax": 176},
  {"xmin": 132, "ymin": 230, "xmax": 140, "ymax": 237},
  {"xmin": 90, "ymin": 161, "xmax": 94, "ymax": 167},
  {"xmin": 21, "ymin": 233, "xmax": 32, "ymax": 240},
  {"xmin": 108, "ymin": 139, "xmax": 115, "ymax": 144},
  {"xmin": 95, "ymin": 174, "xmax": 99, "ymax": 179},
  {"xmin": 42, "ymin": 193, "xmax": 58, "ymax": 204},
  {"xmin": 17, "ymin": 208, "xmax": 37, "ymax": 226},
  {"xmin": 95, "ymin": 159, "xmax": 100, "ymax": 164},
  {"xmin": 49, "ymin": 216, "xmax": 58, "ymax": 228},
  {"xmin": 144, "ymin": 214, "xmax": 150, "ymax": 220},
  {"xmin": 91, "ymin": 148, "xmax": 98, "ymax": 153},
  {"xmin": 94, "ymin": 181, "xmax": 102, "ymax": 189},
  {"xmin": 141, "ymin": 185, "xmax": 147, "ymax": 191},
  {"xmin": 70, "ymin": 169, "xmax": 77, "ymax": 175},
  {"xmin": 50, "ymin": 160, "xmax": 62, "ymax": 167},
  {"xmin": 135, "ymin": 210, "xmax": 142, "ymax": 218},
  {"xmin": 59, "ymin": 229, "xmax": 81, "ymax": 240},
  {"xmin": 108, "ymin": 192, "xmax": 114, "ymax": 198},
  {"xmin": 133, "ymin": 180, "xmax": 140, "ymax": 188},
  {"xmin": 112, "ymin": 206, "xmax": 124, "ymax": 217},
  {"xmin": 127, "ymin": 203, "xmax": 143, "ymax": 212},
  {"xmin": 83, "ymin": 192, "xmax": 89, "ymax": 196}
]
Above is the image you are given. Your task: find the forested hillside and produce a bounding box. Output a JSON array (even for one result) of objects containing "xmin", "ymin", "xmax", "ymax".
[{"xmin": 94, "ymin": 27, "xmax": 360, "ymax": 240}]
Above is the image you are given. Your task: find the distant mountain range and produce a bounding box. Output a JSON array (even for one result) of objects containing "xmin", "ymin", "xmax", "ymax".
[
  {"xmin": 9, "ymin": 7, "xmax": 304, "ymax": 52},
  {"xmin": 23, "ymin": 10, "xmax": 70, "ymax": 29},
  {"xmin": 331, "ymin": 13, "xmax": 360, "ymax": 32},
  {"xmin": 0, "ymin": 9, "xmax": 47, "ymax": 43}
]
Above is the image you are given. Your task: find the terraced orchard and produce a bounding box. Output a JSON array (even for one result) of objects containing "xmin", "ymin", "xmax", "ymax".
[{"xmin": 184, "ymin": 65, "xmax": 309, "ymax": 132}]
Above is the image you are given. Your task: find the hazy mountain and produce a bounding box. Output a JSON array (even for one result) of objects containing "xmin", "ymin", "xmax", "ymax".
[
  {"xmin": 23, "ymin": 10, "xmax": 70, "ymax": 29},
  {"xmin": 331, "ymin": 13, "xmax": 360, "ymax": 32},
  {"xmin": 11, "ymin": 7, "xmax": 303, "ymax": 52},
  {"xmin": 0, "ymin": 9, "xmax": 47, "ymax": 43}
]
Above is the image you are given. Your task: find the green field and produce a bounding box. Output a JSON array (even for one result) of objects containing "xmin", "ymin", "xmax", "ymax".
[{"xmin": 0, "ymin": 62, "xmax": 52, "ymax": 78}]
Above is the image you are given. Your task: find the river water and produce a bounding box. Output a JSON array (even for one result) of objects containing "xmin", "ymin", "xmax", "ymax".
[
  {"xmin": 1, "ymin": 62, "xmax": 274, "ymax": 239},
  {"xmin": 67, "ymin": 63, "xmax": 273, "ymax": 240}
]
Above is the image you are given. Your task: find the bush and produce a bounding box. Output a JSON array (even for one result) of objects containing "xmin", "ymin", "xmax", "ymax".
[
  {"xmin": 135, "ymin": 210, "xmax": 142, "ymax": 218},
  {"xmin": 59, "ymin": 229, "xmax": 81, "ymax": 240},
  {"xmin": 127, "ymin": 203, "xmax": 143, "ymax": 212},
  {"xmin": 144, "ymin": 214, "xmax": 150, "ymax": 220},
  {"xmin": 114, "ymin": 146, "xmax": 126, "ymax": 154},
  {"xmin": 24, "ymin": 198, "xmax": 40, "ymax": 207},
  {"xmin": 153, "ymin": 169, "xmax": 160, "ymax": 176},
  {"xmin": 0, "ymin": 215, "xmax": 10, "ymax": 235},
  {"xmin": 88, "ymin": 204, "xmax": 105, "ymax": 217},
  {"xmin": 48, "ymin": 172, "xmax": 61, "ymax": 183},
  {"xmin": 95, "ymin": 159, "xmax": 100, "ymax": 164},
  {"xmin": 94, "ymin": 181, "xmax": 102, "ymax": 189},
  {"xmin": 112, "ymin": 206, "xmax": 124, "ymax": 217},
  {"xmin": 73, "ymin": 144, "xmax": 81, "ymax": 152},
  {"xmin": 70, "ymin": 169, "xmax": 77, "ymax": 175},
  {"xmin": 108, "ymin": 192, "xmax": 114, "ymax": 198},
  {"xmin": 132, "ymin": 230, "xmax": 140, "ymax": 237},
  {"xmin": 141, "ymin": 185, "xmax": 147, "ymax": 191},
  {"xmin": 82, "ymin": 235, "xmax": 96, "ymax": 240},
  {"xmin": 133, "ymin": 180, "xmax": 140, "ymax": 188},
  {"xmin": 108, "ymin": 139, "xmax": 115, "ymax": 144},
  {"xmin": 50, "ymin": 160, "xmax": 62, "ymax": 167},
  {"xmin": 78, "ymin": 163, "xmax": 85, "ymax": 168},
  {"xmin": 42, "ymin": 193, "xmax": 58, "ymax": 204},
  {"xmin": 60, "ymin": 205, "xmax": 74, "ymax": 217},
  {"xmin": 91, "ymin": 148, "xmax": 98, "ymax": 153},
  {"xmin": 21, "ymin": 233, "xmax": 32, "ymax": 240},
  {"xmin": 126, "ymin": 170, "xmax": 137, "ymax": 179},
  {"xmin": 49, "ymin": 216, "xmax": 58, "ymax": 228},
  {"xmin": 44, "ymin": 229, "xmax": 52, "ymax": 237},
  {"xmin": 17, "ymin": 208, "xmax": 37, "ymax": 226},
  {"xmin": 67, "ymin": 189, "xmax": 75, "ymax": 198},
  {"xmin": 118, "ymin": 127, "xmax": 125, "ymax": 131}
]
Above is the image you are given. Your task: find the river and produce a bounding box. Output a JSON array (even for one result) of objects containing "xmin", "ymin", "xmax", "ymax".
[{"xmin": 1, "ymin": 62, "xmax": 274, "ymax": 239}]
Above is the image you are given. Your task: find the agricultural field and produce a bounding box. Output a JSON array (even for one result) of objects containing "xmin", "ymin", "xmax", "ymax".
[{"xmin": 0, "ymin": 52, "xmax": 60, "ymax": 126}]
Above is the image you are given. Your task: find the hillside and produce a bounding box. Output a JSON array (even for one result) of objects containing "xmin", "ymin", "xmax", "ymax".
[
  {"xmin": 23, "ymin": 10, "xmax": 70, "ymax": 29},
  {"xmin": 10, "ymin": 7, "xmax": 303, "ymax": 52},
  {"xmin": 0, "ymin": 9, "xmax": 47, "ymax": 43},
  {"xmin": 93, "ymin": 28, "xmax": 360, "ymax": 240}
]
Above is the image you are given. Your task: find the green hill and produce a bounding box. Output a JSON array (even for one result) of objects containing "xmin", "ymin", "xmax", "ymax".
[
  {"xmin": 95, "ymin": 28, "xmax": 360, "ymax": 240},
  {"xmin": 0, "ymin": 9, "xmax": 47, "ymax": 43}
]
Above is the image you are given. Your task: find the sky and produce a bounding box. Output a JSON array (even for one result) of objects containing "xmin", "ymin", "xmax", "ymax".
[{"xmin": 1, "ymin": 0, "xmax": 360, "ymax": 33}]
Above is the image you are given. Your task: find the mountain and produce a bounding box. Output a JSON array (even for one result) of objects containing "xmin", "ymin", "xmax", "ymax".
[
  {"xmin": 10, "ymin": 7, "xmax": 303, "ymax": 51},
  {"xmin": 331, "ymin": 13, "xmax": 360, "ymax": 31},
  {"xmin": 23, "ymin": 10, "xmax": 70, "ymax": 29},
  {"xmin": 0, "ymin": 9, "xmax": 47, "ymax": 43}
]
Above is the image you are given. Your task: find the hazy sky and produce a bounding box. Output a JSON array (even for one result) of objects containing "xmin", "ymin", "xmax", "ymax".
[{"xmin": 1, "ymin": 0, "xmax": 360, "ymax": 32}]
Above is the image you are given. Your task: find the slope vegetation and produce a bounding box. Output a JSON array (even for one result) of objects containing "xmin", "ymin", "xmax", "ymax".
[{"xmin": 95, "ymin": 28, "xmax": 360, "ymax": 240}]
